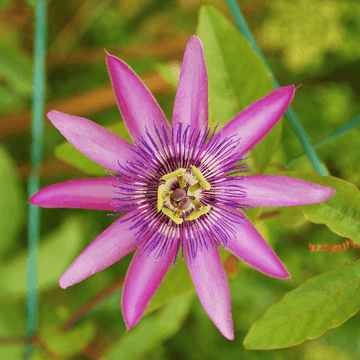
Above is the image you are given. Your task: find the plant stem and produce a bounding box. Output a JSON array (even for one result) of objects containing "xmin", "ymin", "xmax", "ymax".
[{"xmin": 26, "ymin": 0, "xmax": 47, "ymax": 358}]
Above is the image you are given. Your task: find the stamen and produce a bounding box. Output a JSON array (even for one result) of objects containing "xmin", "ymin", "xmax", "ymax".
[
  {"xmin": 190, "ymin": 165, "xmax": 211, "ymax": 190},
  {"xmin": 157, "ymin": 184, "xmax": 166, "ymax": 212},
  {"xmin": 160, "ymin": 168, "xmax": 186, "ymax": 180},
  {"xmin": 186, "ymin": 206, "xmax": 211, "ymax": 221},
  {"xmin": 114, "ymin": 121, "xmax": 247, "ymax": 262},
  {"xmin": 162, "ymin": 207, "xmax": 183, "ymax": 224}
]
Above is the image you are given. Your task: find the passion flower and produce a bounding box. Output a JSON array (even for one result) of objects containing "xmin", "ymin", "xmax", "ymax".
[{"xmin": 30, "ymin": 35, "xmax": 335, "ymax": 340}]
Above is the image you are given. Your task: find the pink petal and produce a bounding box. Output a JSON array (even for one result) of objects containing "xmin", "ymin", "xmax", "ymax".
[
  {"xmin": 29, "ymin": 178, "xmax": 126, "ymax": 210},
  {"xmin": 106, "ymin": 55, "xmax": 171, "ymax": 145},
  {"xmin": 59, "ymin": 211, "xmax": 140, "ymax": 289},
  {"xmin": 186, "ymin": 246, "xmax": 234, "ymax": 340},
  {"xmin": 228, "ymin": 175, "xmax": 335, "ymax": 207},
  {"xmin": 47, "ymin": 111, "xmax": 137, "ymax": 175},
  {"xmin": 122, "ymin": 242, "xmax": 177, "ymax": 329},
  {"xmin": 220, "ymin": 86, "xmax": 296, "ymax": 155},
  {"xmin": 172, "ymin": 35, "xmax": 208, "ymax": 131},
  {"xmin": 226, "ymin": 207, "xmax": 290, "ymax": 279}
]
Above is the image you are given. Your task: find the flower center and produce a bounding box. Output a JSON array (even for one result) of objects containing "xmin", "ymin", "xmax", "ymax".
[{"xmin": 157, "ymin": 166, "xmax": 211, "ymax": 224}]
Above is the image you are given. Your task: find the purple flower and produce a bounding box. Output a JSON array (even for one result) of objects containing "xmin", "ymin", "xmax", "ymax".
[{"xmin": 30, "ymin": 35, "xmax": 335, "ymax": 340}]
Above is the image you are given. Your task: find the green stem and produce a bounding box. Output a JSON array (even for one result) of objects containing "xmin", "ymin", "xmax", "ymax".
[
  {"xmin": 224, "ymin": 0, "xmax": 328, "ymax": 175},
  {"xmin": 26, "ymin": 0, "xmax": 47, "ymax": 358}
]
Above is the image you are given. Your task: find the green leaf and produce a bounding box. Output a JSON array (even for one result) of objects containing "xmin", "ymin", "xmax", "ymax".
[
  {"xmin": 106, "ymin": 293, "xmax": 194, "ymax": 359},
  {"xmin": 197, "ymin": 5, "xmax": 278, "ymax": 173},
  {"xmin": 270, "ymin": 171, "xmax": 360, "ymax": 244},
  {"xmin": 0, "ymin": 216, "xmax": 84, "ymax": 296},
  {"xmin": 54, "ymin": 121, "xmax": 132, "ymax": 176},
  {"xmin": 0, "ymin": 146, "xmax": 25, "ymax": 257},
  {"xmin": 40, "ymin": 322, "xmax": 96, "ymax": 357},
  {"xmin": 244, "ymin": 260, "xmax": 360, "ymax": 349}
]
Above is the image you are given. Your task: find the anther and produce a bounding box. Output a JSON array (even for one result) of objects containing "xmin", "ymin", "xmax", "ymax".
[
  {"xmin": 185, "ymin": 206, "xmax": 211, "ymax": 221},
  {"xmin": 190, "ymin": 165, "xmax": 211, "ymax": 190},
  {"xmin": 160, "ymin": 168, "xmax": 186, "ymax": 180},
  {"xmin": 157, "ymin": 184, "xmax": 166, "ymax": 212},
  {"xmin": 162, "ymin": 207, "xmax": 183, "ymax": 224}
]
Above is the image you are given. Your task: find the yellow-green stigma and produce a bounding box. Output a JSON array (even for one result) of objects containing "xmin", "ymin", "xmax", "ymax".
[{"xmin": 157, "ymin": 166, "xmax": 211, "ymax": 224}]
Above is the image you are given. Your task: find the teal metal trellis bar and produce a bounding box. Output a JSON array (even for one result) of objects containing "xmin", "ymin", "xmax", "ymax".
[
  {"xmin": 224, "ymin": 0, "xmax": 328, "ymax": 176},
  {"xmin": 26, "ymin": 0, "xmax": 47, "ymax": 358}
]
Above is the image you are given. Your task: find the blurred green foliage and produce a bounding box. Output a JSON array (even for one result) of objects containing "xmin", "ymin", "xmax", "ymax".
[
  {"xmin": 259, "ymin": 0, "xmax": 360, "ymax": 74},
  {"xmin": 0, "ymin": 216, "xmax": 84, "ymax": 296},
  {"xmin": 107, "ymin": 293, "xmax": 194, "ymax": 359},
  {"xmin": 0, "ymin": 0, "xmax": 360, "ymax": 359},
  {"xmin": 40, "ymin": 321, "xmax": 96, "ymax": 357},
  {"xmin": 0, "ymin": 146, "xmax": 25, "ymax": 257}
]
